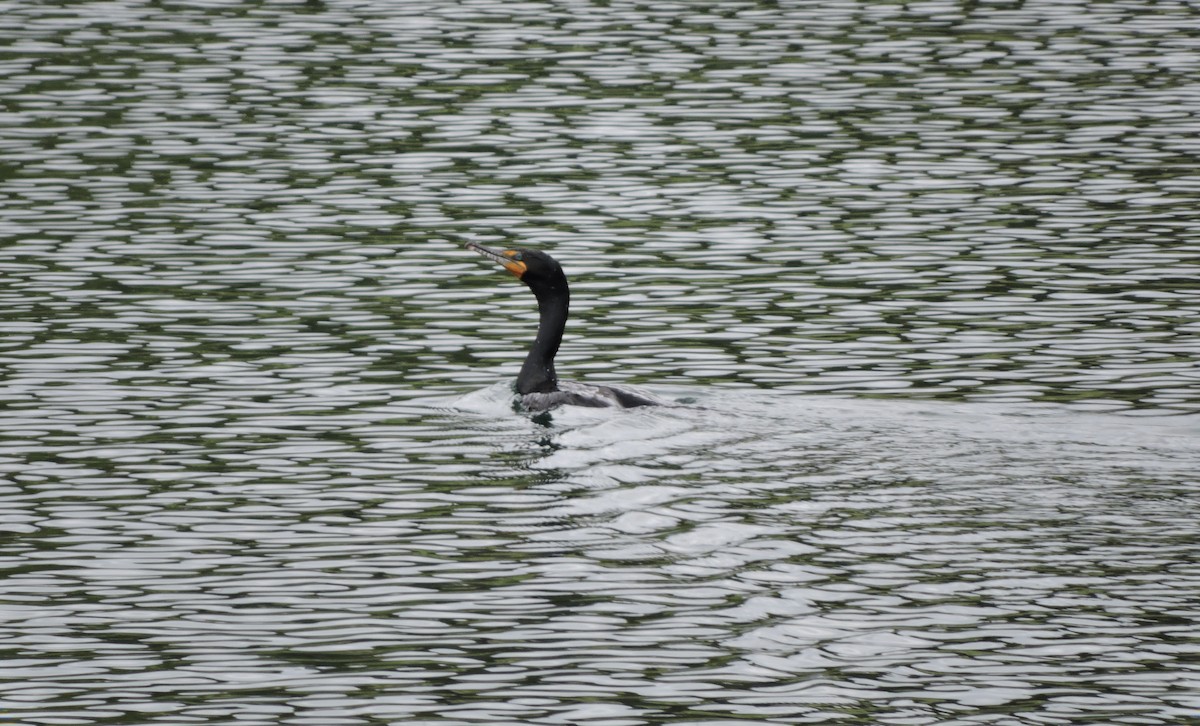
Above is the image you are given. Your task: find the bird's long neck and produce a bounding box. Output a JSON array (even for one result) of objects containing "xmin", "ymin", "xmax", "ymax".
[{"xmin": 518, "ymin": 276, "xmax": 569, "ymax": 395}]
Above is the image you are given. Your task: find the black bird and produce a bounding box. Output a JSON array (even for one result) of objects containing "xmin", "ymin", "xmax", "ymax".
[{"xmin": 466, "ymin": 242, "xmax": 660, "ymax": 412}]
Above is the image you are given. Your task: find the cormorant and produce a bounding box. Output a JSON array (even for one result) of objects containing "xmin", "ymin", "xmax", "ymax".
[{"xmin": 466, "ymin": 242, "xmax": 660, "ymax": 412}]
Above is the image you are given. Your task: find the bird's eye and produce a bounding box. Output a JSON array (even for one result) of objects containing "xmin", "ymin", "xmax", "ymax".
[{"xmin": 507, "ymin": 251, "xmax": 523, "ymax": 261}]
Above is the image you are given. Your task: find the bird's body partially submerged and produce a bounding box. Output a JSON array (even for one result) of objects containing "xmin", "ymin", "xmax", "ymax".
[
  {"xmin": 466, "ymin": 242, "xmax": 660, "ymax": 412},
  {"xmin": 523, "ymin": 380, "xmax": 659, "ymax": 412}
]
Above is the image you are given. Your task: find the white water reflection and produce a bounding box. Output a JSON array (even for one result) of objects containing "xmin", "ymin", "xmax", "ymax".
[{"xmin": 2, "ymin": 388, "xmax": 1197, "ymax": 724}]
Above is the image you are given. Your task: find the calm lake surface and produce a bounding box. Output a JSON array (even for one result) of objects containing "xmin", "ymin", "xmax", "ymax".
[{"xmin": 2, "ymin": 1, "xmax": 1199, "ymax": 724}]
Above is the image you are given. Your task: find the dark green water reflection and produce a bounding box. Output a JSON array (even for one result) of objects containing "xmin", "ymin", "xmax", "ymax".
[{"xmin": 3, "ymin": 0, "xmax": 1199, "ymax": 412}]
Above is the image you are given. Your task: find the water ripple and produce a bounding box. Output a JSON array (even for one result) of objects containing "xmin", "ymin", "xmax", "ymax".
[{"xmin": 3, "ymin": 1, "xmax": 1200, "ymax": 724}]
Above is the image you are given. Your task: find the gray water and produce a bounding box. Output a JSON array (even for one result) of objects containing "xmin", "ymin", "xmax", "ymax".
[{"xmin": 2, "ymin": 1, "xmax": 1199, "ymax": 724}]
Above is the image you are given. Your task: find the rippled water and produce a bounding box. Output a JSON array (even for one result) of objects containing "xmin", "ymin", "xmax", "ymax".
[{"xmin": 2, "ymin": 1, "xmax": 1199, "ymax": 724}]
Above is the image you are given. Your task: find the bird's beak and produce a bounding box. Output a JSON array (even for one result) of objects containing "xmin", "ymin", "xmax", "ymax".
[{"xmin": 466, "ymin": 242, "xmax": 527, "ymax": 279}]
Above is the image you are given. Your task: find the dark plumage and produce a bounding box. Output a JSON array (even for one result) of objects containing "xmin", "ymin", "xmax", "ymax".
[{"xmin": 466, "ymin": 242, "xmax": 659, "ymax": 412}]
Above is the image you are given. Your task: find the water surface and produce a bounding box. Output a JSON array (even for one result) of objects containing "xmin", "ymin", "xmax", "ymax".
[{"xmin": 2, "ymin": 1, "xmax": 1199, "ymax": 724}]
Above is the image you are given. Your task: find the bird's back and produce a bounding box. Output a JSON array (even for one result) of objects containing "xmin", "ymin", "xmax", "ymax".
[{"xmin": 521, "ymin": 381, "xmax": 660, "ymax": 411}]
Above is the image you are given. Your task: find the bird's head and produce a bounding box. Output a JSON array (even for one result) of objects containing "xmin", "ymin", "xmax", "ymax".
[{"xmin": 466, "ymin": 243, "xmax": 567, "ymax": 294}]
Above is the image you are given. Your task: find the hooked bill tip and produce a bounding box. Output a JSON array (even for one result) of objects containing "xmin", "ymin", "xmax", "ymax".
[{"xmin": 466, "ymin": 241, "xmax": 501, "ymax": 261}]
